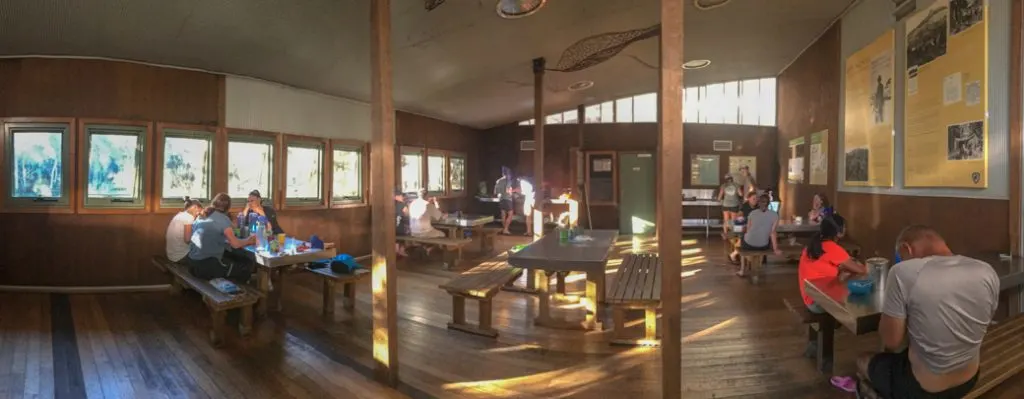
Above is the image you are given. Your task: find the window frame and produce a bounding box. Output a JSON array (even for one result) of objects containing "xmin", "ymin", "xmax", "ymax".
[
  {"xmin": 154, "ymin": 123, "xmax": 218, "ymax": 213},
  {"xmin": 398, "ymin": 146, "xmax": 425, "ymax": 195},
  {"xmin": 447, "ymin": 152, "xmax": 467, "ymax": 197},
  {"xmin": 329, "ymin": 139, "xmax": 368, "ymax": 208},
  {"xmin": 426, "ymin": 149, "xmax": 448, "ymax": 197},
  {"xmin": 77, "ymin": 119, "xmax": 153, "ymax": 214},
  {"xmin": 225, "ymin": 129, "xmax": 280, "ymax": 210},
  {"xmin": 281, "ymin": 134, "xmax": 328, "ymax": 210},
  {"xmin": 0, "ymin": 117, "xmax": 76, "ymax": 213}
]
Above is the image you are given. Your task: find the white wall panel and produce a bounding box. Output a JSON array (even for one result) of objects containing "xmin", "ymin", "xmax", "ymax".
[
  {"xmin": 838, "ymin": 0, "xmax": 1010, "ymax": 199},
  {"xmin": 225, "ymin": 76, "xmax": 370, "ymax": 141}
]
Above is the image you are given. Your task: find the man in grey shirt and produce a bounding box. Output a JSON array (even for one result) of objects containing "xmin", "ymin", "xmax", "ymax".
[
  {"xmin": 857, "ymin": 225, "xmax": 999, "ymax": 398},
  {"xmin": 728, "ymin": 194, "xmax": 780, "ymax": 276}
]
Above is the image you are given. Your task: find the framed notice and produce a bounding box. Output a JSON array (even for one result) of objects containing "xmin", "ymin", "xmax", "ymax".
[
  {"xmin": 787, "ymin": 137, "xmax": 805, "ymax": 184},
  {"xmin": 903, "ymin": 0, "xmax": 987, "ymax": 188},
  {"xmin": 844, "ymin": 30, "xmax": 895, "ymax": 187},
  {"xmin": 690, "ymin": 154, "xmax": 721, "ymax": 186},
  {"xmin": 809, "ymin": 130, "xmax": 829, "ymax": 185},
  {"xmin": 728, "ymin": 156, "xmax": 757, "ymax": 181}
]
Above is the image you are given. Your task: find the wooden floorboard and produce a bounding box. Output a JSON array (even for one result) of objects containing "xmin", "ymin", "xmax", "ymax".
[{"xmin": 0, "ymin": 236, "xmax": 1022, "ymax": 398}]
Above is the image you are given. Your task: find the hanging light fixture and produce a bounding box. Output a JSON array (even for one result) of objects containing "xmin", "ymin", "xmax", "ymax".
[{"xmin": 496, "ymin": 0, "xmax": 547, "ymax": 19}]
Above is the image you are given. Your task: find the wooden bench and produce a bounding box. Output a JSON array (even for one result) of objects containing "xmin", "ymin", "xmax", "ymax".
[
  {"xmin": 737, "ymin": 245, "xmax": 803, "ymax": 283},
  {"xmin": 151, "ymin": 256, "xmax": 260, "ymax": 347},
  {"xmin": 438, "ymin": 252, "xmax": 522, "ymax": 338},
  {"xmin": 304, "ymin": 266, "xmax": 370, "ymax": 318},
  {"xmin": 608, "ymin": 254, "xmax": 662, "ymax": 346},
  {"xmin": 857, "ymin": 315, "xmax": 1024, "ymax": 399},
  {"xmin": 396, "ymin": 236, "xmax": 472, "ymax": 269}
]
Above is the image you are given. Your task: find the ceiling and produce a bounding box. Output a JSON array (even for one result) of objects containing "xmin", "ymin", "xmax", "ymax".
[{"xmin": 0, "ymin": 0, "xmax": 855, "ymax": 129}]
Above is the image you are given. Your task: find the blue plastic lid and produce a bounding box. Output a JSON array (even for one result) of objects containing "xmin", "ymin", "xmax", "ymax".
[{"xmin": 310, "ymin": 235, "xmax": 324, "ymax": 249}]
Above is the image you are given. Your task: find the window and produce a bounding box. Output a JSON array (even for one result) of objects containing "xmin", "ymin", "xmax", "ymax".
[
  {"xmin": 3, "ymin": 121, "xmax": 73, "ymax": 210},
  {"xmin": 722, "ymin": 81, "xmax": 740, "ymax": 124},
  {"xmin": 331, "ymin": 143, "xmax": 364, "ymax": 205},
  {"xmin": 683, "ymin": 87, "xmax": 699, "ymax": 123},
  {"xmin": 633, "ymin": 93, "xmax": 657, "ymax": 122},
  {"xmin": 227, "ymin": 135, "xmax": 275, "ymax": 206},
  {"xmin": 449, "ymin": 154, "xmax": 466, "ymax": 194},
  {"xmin": 159, "ymin": 127, "xmax": 213, "ymax": 208},
  {"xmin": 427, "ymin": 151, "xmax": 447, "ymax": 195},
  {"xmin": 400, "ymin": 148, "xmax": 423, "ymax": 193},
  {"xmin": 759, "ymin": 78, "xmax": 777, "ymax": 126},
  {"xmin": 82, "ymin": 123, "xmax": 149, "ymax": 209},
  {"xmin": 518, "ymin": 119, "xmax": 535, "ymax": 126},
  {"xmin": 600, "ymin": 101, "xmax": 614, "ymax": 123},
  {"xmin": 562, "ymin": 110, "xmax": 579, "ymax": 124},
  {"xmin": 284, "ymin": 140, "xmax": 325, "ymax": 206},
  {"xmin": 739, "ymin": 79, "xmax": 761, "ymax": 126},
  {"xmin": 616, "ymin": 98, "xmax": 633, "ymax": 122}
]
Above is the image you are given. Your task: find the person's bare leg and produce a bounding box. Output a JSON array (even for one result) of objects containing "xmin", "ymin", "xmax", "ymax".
[
  {"xmin": 856, "ymin": 353, "xmax": 873, "ymax": 380},
  {"xmin": 524, "ymin": 207, "xmax": 533, "ymax": 236},
  {"xmin": 721, "ymin": 211, "xmax": 731, "ymax": 237}
]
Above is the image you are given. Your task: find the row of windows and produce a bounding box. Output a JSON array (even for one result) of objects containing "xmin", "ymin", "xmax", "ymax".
[
  {"xmin": 519, "ymin": 78, "xmax": 777, "ymax": 127},
  {"xmin": 1, "ymin": 118, "xmax": 467, "ymax": 213}
]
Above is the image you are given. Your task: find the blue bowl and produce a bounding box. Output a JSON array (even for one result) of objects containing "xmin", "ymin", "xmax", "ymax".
[{"xmin": 847, "ymin": 279, "xmax": 874, "ymax": 295}]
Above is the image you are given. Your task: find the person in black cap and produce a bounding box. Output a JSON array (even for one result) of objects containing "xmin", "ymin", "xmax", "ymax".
[
  {"xmin": 394, "ymin": 189, "xmax": 410, "ymax": 257},
  {"xmin": 241, "ymin": 189, "xmax": 284, "ymax": 235}
]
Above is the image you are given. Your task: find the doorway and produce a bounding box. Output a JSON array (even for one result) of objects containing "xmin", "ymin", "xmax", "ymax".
[{"xmin": 618, "ymin": 152, "xmax": 656, "ymax": 235}]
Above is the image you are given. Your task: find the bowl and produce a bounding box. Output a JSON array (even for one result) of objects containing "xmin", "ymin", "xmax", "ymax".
[{"xmin": 847, "ymin": 278, "xmax": 874, "ymax": 295}]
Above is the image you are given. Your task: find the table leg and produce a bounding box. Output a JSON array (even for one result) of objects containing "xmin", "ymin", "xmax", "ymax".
[
  {"xmin": 1009, "ymin": 285, "xmax": 1022, "ymax": 318},
  {"xmin": 555, "ymin": 272, "xmax": 567, "ymax": 295},
  {"xmin": 583, "ymin": 270, "xmax": 602, "ymax": 330},
  {"xmin": 256, "ymin": 268, "xmax": 271, "ymax": 317},
  {"xmin": 534, "ymin": 270, "xmax": 552, "ymax": 326},
  {"xmin": 816, "ymin": 315, "xmax": 836, "ymax": 374},
  {"xmin": 343, "ymin": 282, "xmax": 356, "ymax": 311},
  {"xmin": 272, "ymin": 268, "xmax": 285, "ymax": 312},
  {"xmin": 322, "ymin": 279, "xmax": 335, "ymax": 318}
]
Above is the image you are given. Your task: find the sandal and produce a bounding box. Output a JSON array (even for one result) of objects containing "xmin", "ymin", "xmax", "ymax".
[{"xmin": 830, "ymin": 376, "xmax": 857, "ymax": 393}]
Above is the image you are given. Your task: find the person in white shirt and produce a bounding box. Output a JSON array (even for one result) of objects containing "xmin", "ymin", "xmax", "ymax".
[
  {"xmin": 518, "ymin": 177, "xmax": 536, "ymax": 236},
  {"xmin": 165, "ymin": 197, "xmax": 203, "ymax": 263},
  {"xmin": 409, "ymin": 188, "xmax": 447, "ymax": 238}
]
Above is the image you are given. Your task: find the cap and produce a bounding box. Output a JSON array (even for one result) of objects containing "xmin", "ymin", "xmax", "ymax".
[{"xmin": 724, "ymin": 173, "xmax": 733, "ymax": 180}]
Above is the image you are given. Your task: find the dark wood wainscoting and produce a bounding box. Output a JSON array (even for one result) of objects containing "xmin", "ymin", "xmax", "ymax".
[{"xmin": 838, "ymin": 192, "xmax": 1010, "ymax": 258}]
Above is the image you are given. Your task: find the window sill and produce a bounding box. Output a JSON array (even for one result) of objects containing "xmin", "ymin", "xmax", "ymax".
[
  {"xmin": 331, "ymin": 202, "xmax": 368, "ymax": 209},
  {"xmin": 76, "ymin": 207, "xmax": 151, "ymax": 215},
  {"xmin": 280, "ymin": 202, "xmax": 328, "ymax": 211}
]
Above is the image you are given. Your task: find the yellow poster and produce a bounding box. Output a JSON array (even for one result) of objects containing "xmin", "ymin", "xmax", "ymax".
[
  {"xmin": 844, "ymin": 30, "xmax": 895, "ymax": 187},
  {"xmin": 904, "ymin": 0, "xmax": 987, "ymax": 188}
]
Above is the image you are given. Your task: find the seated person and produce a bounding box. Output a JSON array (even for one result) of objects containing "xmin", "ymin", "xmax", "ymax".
[
  {"xmin": 409, "ymin": 188, "xmax": 447, "ymax": 239},
  {"xmin": 729, "ymin": 194, "xmax": 781, "ymax": 275},
  {"xmin": 797, "ymin": 214, "xmax": 866, "ymax": 357},
  {"xmin": 165, "ymin": 197, "xmax": 203, "ymax": 263},
  {"xmin": 856, "ymin": 226, "xmax": 998, "ymax": 398},
  {"xmin": 186, "ymin": 193, "xmax": 258, "ymax": 282},
  {"xmin": 241, "ymin": 190, "xmax": 283, "ymax": 235},
  {"xmin": 394, "ymin": 190, "xmax": 410, "ymax": 257},
  {"xmin": 807, "ymin": 193, "xmax": 834, "ymax": 224}
]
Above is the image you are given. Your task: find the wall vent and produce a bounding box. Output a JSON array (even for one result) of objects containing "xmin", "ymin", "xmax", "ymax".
[
  {"xmin": 520, "ymin": 140, "xmax": 536, "ymax": 151},
  {"xmin": 712, "ymin": 140, "xmax": 733, "ymax": 151}
]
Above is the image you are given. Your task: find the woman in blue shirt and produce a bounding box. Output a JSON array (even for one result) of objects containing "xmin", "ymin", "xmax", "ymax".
[{"xmin": 187, "ymin": 193, "xmax": 257, "ymax": 282}]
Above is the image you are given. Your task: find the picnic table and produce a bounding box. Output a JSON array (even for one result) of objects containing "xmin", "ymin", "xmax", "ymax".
[
  {"xmin": 803, "ymin": 253, "xmax": 1024, "ymax": 373},
  {"xmin": 508, "ymin": 229, "xmax": 618, "ymax": 330},
  {"xmin": 243, "ymin": 237, "xmax": 337, "ymax": 317}
]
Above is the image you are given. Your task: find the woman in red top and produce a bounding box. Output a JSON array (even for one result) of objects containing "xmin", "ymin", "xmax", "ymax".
[{"xmin": 798, "ymin": 214, "xmax": 866, "ymax": 314}]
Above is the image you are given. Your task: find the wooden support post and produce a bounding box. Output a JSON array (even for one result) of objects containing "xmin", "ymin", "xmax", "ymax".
[
  {"xmin": 658, "ymin": 0, "xmax": 684, "ymax": 397},
  {"xmin": 533, "ymin": 57, "xmax": 546, "ymax": 241},
  {"xmin": 1011, "ymin": 0, "xmax": 1023, "ymax": 257},
  {"xmin": 370, "ymin": 0, "xmax": 399, "ymax": 387}
]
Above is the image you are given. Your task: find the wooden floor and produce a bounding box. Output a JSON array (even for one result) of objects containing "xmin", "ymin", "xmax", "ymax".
[{"xmin": 1, "ymin": 235, "xmax": 1022, "ymax": 399}]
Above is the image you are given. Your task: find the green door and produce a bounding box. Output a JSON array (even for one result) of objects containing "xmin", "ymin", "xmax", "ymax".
[{"xmin": 618, "ymin": 153, "xmax": 657, "ymax": 235}]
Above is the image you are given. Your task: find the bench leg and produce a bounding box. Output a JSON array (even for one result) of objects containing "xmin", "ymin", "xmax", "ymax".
[
  {"xmin": 611, "ymin": 307, "xmax": 626, "ymax": 340},
  {"xmin": 343, "ymin": 283, "xmax": 356, "ymax": 311},
  {"xmin": 322, "ymin": 279, "xmax": 335, "ymax": 318},
  {"xmin": 452, "ymin": 296, "xmax": 466, "ymax": 325},
  {"xmin": 169, "ymin": 278, "xmax": 183, "ymax": 296},
  {"xmin": 239, "ymin": 305, "xmax": 253, "ymax": 336},
  {"xmin": 555, "ymin": 272, "xmax": 567, "ymax": 295},
  {"xmin": 209, "ymin": 310, "xmax": 226, "ymax": 347},
  {"xmin": 644, "ymin": 308, "xmax": 657, "ymax": 341},
  {"xmin": 478, "ymin": 300, "xmax": 494, "ymax": 332}
]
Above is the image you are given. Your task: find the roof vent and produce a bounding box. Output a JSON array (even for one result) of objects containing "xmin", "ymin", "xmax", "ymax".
[
  {"xmin": 496, "ymin": 0, "xmax": 547, "ymax": 19},
  {"xmin": 713, "ymin": 140, "xmax": 733, "ymax": 152},
  {"xmin": 520, "ymin": 140, "xmax": 536, "ymax": 151}
]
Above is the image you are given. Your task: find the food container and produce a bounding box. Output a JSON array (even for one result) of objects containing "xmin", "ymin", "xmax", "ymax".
[{"xmin": 847, "ymin": 278, "xmax": 874, "ymax": 295}]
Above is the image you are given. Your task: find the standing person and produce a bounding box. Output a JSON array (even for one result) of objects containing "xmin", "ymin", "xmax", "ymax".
[
  {"xmin": 241, "ymin": 190, "xmax": 284, "ymax": 235},
  {"xmin": 186, "ymin": 193, "xmax": 257, "ymax": 282},
  {"xmin": 718, "ymin": 174, "xmax": 743, "ymax": 237},
  {"xmin": 166, "ymin": 197, "xmax": 203, "ymax": 263},
  {"xmin": 495, "ymin": 166, "xmax": 514, "ymax": 235},
  {"xmin": 519, "ymin": 176, "xmax": 536, "ymax": 236},
  {"xmin": 734, "ymin": 165, "xmax": 758, "ymax": 196},
  {"xmin": 729, "ymin": 194, "xmax": 781, "ymax": 275},
  {"xmin": 394, "ymin": 190, "xmax": 410, "ymax": 257},
  {"xmin": 851, "ymin": 226, "xmax": 998, "ymax": 398}
]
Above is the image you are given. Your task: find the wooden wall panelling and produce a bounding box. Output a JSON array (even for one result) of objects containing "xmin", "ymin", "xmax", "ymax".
[
  {"xmin": 395, "ymin": 111, "xmax": 482, "ymax": 212},
  {"xmin": 152, "ymin": 123, "xmax": 220, "ymax": 214},
  {"xmin": 280, "ymin": 134, "xmax": 329, "ymax": 210},
  {"xmin": 75, "ymin": 118, "xmax": 154, "ymax": 215},
  {"xmin": 0, "ymin": 117, "xmax": 78, "ymax": 214},
  {"xmin": 776, "ymin": 23, "xmax": 841, "ymax": 219}
]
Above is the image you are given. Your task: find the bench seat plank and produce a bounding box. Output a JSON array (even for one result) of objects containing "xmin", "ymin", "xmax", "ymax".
[
  {"xmin": 965, "ymin": 316, "xmax": 1024, "ymax": 398},
  {"xmin": 396, "ymin": 236, "xmax": 472, "ymax": 246}
]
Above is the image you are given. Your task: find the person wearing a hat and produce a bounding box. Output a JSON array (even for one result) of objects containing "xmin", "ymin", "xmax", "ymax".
[
  {"xmin": 717, "ymin": 174, "xmax": 743, "ymax": 237},
  {"xmin": 735, "ymin": 165, "xmax": 758, "ymax": 196}
]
